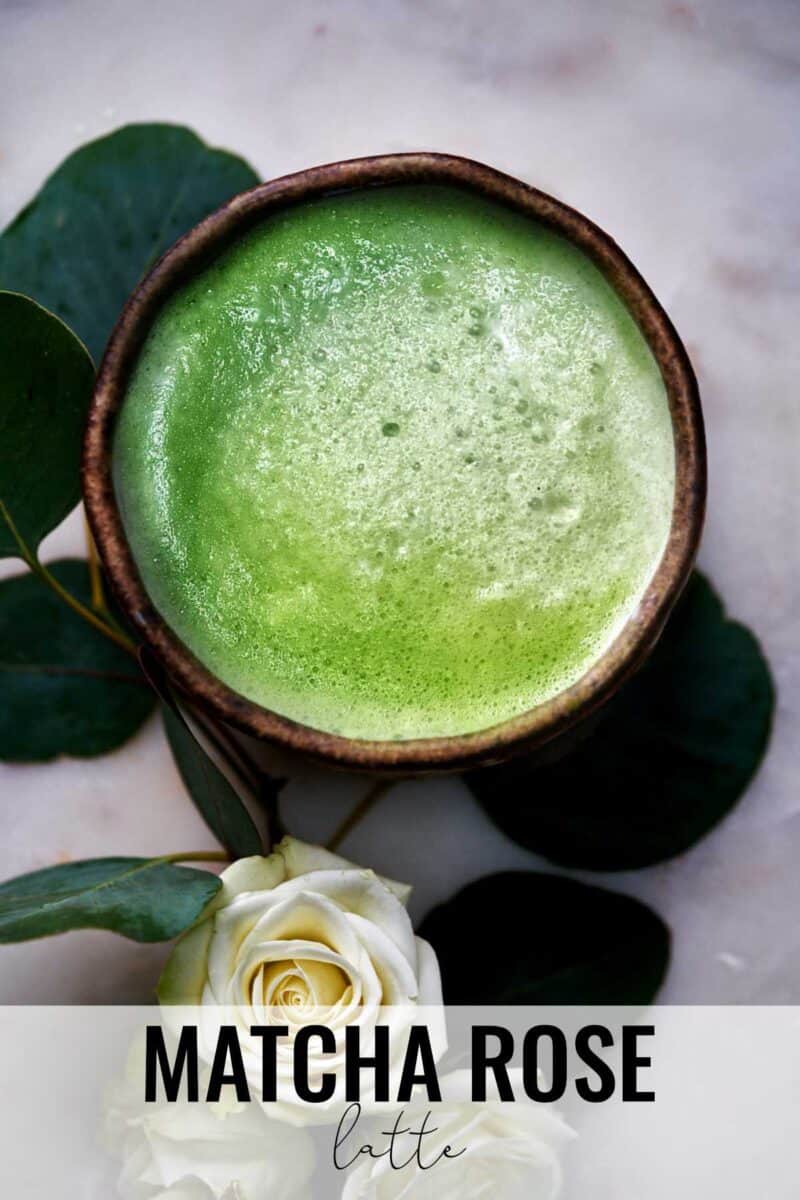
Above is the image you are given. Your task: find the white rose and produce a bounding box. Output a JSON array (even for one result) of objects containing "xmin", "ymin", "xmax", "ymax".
[
  {"xmin": 104, "ymin": 1035, "xmax": 314, "ymax": 1200},
  {"xmin": 158, "ymin": 837, "xmax": 444, "ymax": 1124},
  {"xmin": 341, "ymin": 1070, "xmax": 574, "ymax": 1200}
]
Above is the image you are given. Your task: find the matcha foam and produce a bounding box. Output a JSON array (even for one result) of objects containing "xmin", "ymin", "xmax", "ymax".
[{"xmin": 114, "ymin": 185, "xmax": 675, "ymax": 740}]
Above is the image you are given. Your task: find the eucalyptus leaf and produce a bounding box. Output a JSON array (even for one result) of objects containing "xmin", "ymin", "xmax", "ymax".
[
  {"xmin": 468, "ymin": 572, "xmax": 774, "ymax": 871},
  {"xmin": 0, "ymin": 857, "xmax": 221, "ymax": 943},
  {"xmin": 0, "ymin": 291, "xmax": 94, "ymax": 558},
  {"xmin": 163, "ymin": 707, "xmax": 263, "ymax": 860},
  {"xmin": 0, "ymin": 124, "xmax": 259, "ymax": 361},
  {"xmin": 418, "ymin": 872, "xmax": 670, "ymax": 1005},
  {"xmin": 0, "ymin": 559, "xmax": 154, "ymax": 761}
]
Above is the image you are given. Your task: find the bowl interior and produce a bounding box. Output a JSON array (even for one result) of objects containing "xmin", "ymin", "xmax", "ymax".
[{"xmin": 82, "ymin": 153, "xmax": 705, "ymax": 773}]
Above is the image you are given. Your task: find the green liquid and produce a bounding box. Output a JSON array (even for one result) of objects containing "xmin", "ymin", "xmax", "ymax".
[{"xmin": 114, "ymin": 185, "xmax": 674, "ymax": 740}]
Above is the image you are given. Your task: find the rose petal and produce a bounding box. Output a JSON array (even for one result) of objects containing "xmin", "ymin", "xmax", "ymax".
[
  {"xmin": 278, "ymin": 838, "xmax": 412, "ymax": 905},
  {"xmin": 240, "ymin": 890, "xmax": 366, "ymax": 962},
  {"xmin": 271, "ymin": 869, "xmax": 418, "ymax": 966},
  {"xmin": 344, "ymin": 913, "xmax": 420, "ymax": 1003},
  {"xmin": 230, "ymin": 939, "xmax": 357, "ymax": 1012},
  {"xmin": 217, "ymin": 855, "xmax": 287, "ymax": 903},
  {"xmin": 158, "ymin": 920, "xmax": 214, "ymax": 1005},
  {"xmin": 414, "ymin": 936, "xmax": 444, "ymax": 1006}
]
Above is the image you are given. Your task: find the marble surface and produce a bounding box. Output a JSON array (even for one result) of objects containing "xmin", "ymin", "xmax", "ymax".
[{"xmin": 0, "ymin": 0, "xmax": 797, "ymax": 1003}]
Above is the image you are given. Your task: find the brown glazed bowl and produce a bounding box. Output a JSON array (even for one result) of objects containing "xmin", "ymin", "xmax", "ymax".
[{"xmin": 83, "ymin": 153, "xmax": 706, "ymax": 774}]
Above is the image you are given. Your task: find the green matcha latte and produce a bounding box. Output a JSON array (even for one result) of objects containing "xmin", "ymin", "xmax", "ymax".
[{"xmin": 114, "ymin": 185, "xmax": 675, "ymax": 740}]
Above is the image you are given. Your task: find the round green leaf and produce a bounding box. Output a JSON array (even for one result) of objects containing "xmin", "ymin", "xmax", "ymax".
[
  {"xmin": 0, "ymin": 559, "xmax": 155, "ymax": 761},
  {"xmin": 0, "ymin": 291, "xmax": 94, "ymax": 558},
  {"xmin": 0, "ymin": 857, "xmax": 221, "ymax": 943},
  {"xmin": 418, "ymin": 872, "xmax": 670, "ymax": 1005},
  {"xmin": 0, "ymin": 123, "xmax": 259, "ymax": 361},
  {"xmin": 467, "ymin": 572, "xmax": 775, "ymax": 871}
]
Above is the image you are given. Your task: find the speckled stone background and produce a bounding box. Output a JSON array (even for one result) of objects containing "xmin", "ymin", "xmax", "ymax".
[{"xmin": 0, "ymin": 0, "xmax": 797, "ymax": 1002}]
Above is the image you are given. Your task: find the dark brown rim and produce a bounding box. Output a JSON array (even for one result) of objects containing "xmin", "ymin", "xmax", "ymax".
[{"xmin": 83, "ymin": 152, "xmax": 706, "ymax": 773}]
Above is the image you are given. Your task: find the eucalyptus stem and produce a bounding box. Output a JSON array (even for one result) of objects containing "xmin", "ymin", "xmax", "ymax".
[
  {"xmin": 32, "ymin": 556, "xmax": 135, "ymax": 654},
  {"xmin": 82, "ymin": 512, "xmax": 128, "ymax": 634},
  {"xmin": 164, "ymin": 850, "xmax": 231, "ymax": 865},
  {"xmin": 0, "ymin": 500, "xmax": 136, "ymax": 656},
  {"xmin": 84, "ymin": 512, "xmax": 106, "ymax": 612},
  {"xmin": 326, "ymin": 778, "xmax": 399, "ymax": 852}
]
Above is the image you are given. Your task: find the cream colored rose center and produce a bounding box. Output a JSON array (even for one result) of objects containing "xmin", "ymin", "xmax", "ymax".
[{"xmin": 255, "ymin": 958, "xmax": 353, "ymax": 1014}]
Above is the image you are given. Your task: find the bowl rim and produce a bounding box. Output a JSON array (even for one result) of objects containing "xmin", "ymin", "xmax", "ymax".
[{"xmin": 82, "ymin": 151, "xmax": 706, "ymax": 773}]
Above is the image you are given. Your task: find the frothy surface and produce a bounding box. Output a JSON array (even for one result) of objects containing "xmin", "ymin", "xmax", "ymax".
[{"xmin": 114, "ymin": 185, "xmax": 674, "ymax": 740}]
